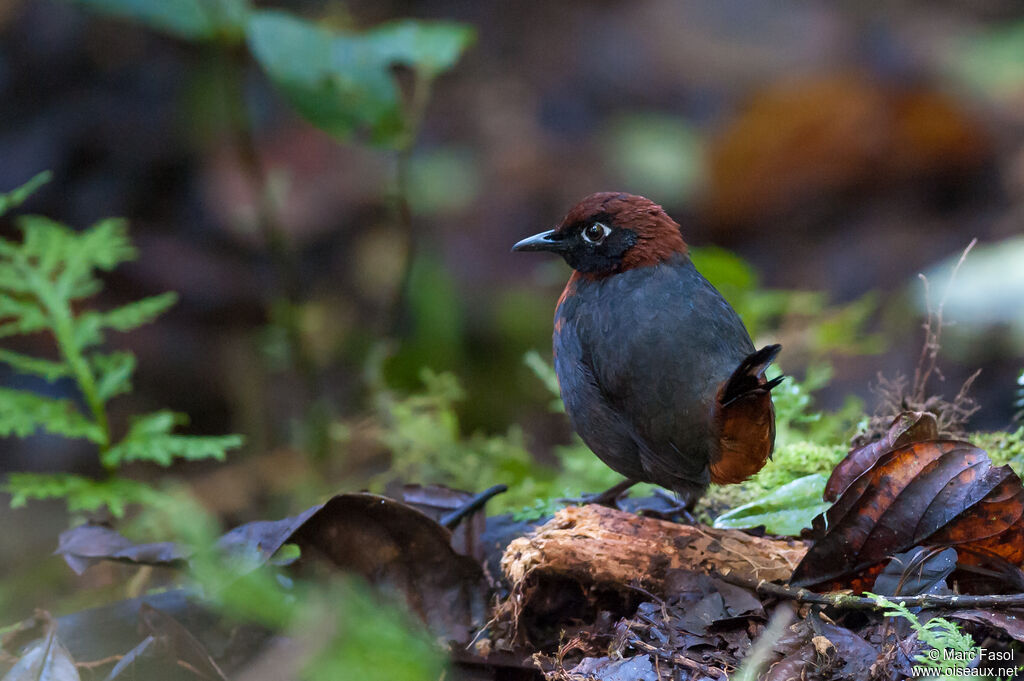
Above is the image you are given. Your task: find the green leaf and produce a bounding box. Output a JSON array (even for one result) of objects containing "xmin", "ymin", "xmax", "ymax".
[
  {"xmin": 75, "ymin": 292, "xmax": 177, "ymax": 348},
  {"xmin": 0, "ymin": 171, "xmax": 51, "ymax": 217},
  {"xmin": 69, "ymin": 0, "xmax": 250, "ymax": 42},
  {"xmin": 66, "ymin": 218, "xmax": 137, "ymax": 272},
  {"xmin": 712, "ymin": 473, "xmax": 830, "ymax": 536},
  {"xmin": 0, "ymin": 293, "xmax": 49, "ymax": 338},
  {"xmin": 122, "ymin": 409, "xmax": 185, "ymax": 437},
  {"xmin": 4, "ymin": 472, "xmax": 160, "ymax": 517},
  {"xmin": 367, "ymin": 19, "xmax": 475, "ymax": 78},
  {"xmin": 0, "ymin": 349, "xmax": 69, "ymax": 382},
  {"xmin": 98, "ymin": 292, "xmax": 178, "ymax": 331},
  {"xmin": 14, "ymin": 216, "xmax": 136, "ymax": 301},
  {"xmin": 246, "ymin": 11, "xmax": 405, "ymax": 145},
  {"xmin": 0, "ymin": 259, "xmax": 39, "ymax": 297},
  {"xmin": 0, "ymin": 388, "xmax": 104, "ymax": 443},
  {"xmin": 92, "ymin": 351, "xmax": 136, "ymax": 401},
  {"xmin": 18, "ymin": 216, "xmax": 132, "ymax": 273},
  {"xmin": 690, "ymin": 246, "xmax": 758, "ymax": 297},
  {"xmin": 104, "ymin": 411, "xmax": 242, "ymax": 467},
  {"xmin": 105, "ymin": 434, "xmax": 243, "ymax": 467}
]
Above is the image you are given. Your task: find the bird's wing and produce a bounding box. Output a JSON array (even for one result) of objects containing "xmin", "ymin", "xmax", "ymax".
[
  {"xmin": 554, "ymin": 310, "xmax": 650, "ymax": 482},
  {"xmin": 575, "ymin": 259, "xmax": 757, "ymax": 489}
]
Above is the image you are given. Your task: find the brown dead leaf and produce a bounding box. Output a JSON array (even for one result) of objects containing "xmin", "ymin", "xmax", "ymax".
[
  {"xmin": 824, "ymin": 411, "xmax": 938, "ymax": 502},
  {"xmin": 1, "ymin": 612, "xmax": 80, "ymax": 681},
  {"xmin": 55, "ymin": 525, "xmax": 188, "ymax": 576},
  {"xmin": 792, "ymin": 440, "xmax": 1024, "ymax": 591},
  {"xmin": 139, "ymin": 604, "xmax": 228, "ymax": 681},
  {"xmin": 288, "ymin": 493, "xmax": 490, "ymax": 644}
]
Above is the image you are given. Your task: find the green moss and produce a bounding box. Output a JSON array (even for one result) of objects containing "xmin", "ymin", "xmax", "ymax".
[
  {"xmin": 699, "ymin": 441, "xmax": 845, "ymax": 517},
  {"xmin": 972, "ymin": 427, "xmax": 1024, "ymax": 477}
]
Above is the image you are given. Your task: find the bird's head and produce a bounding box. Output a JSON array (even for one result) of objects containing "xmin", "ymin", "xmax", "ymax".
[{"xmin": 512, "ymin": 192, "xmax": 687, "ymax": 277}]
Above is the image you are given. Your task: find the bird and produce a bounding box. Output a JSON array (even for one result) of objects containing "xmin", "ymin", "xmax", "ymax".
[{"xmin": 513, "ymin": 192, "xmax": 783, "ymax": 508}]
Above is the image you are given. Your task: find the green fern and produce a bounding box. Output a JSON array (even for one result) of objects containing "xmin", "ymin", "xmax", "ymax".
[
  {"xmin": 867, "ymin": 593, "xmax": 978, "ymax": 673},
  {"xmin": 0, "ymin": 173, "xmax": 242, "ymax": 516}
]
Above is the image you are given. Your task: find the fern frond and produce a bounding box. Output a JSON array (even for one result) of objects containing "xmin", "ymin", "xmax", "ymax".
[
  {"xmin": 0, "ymin": 171, "xmax": 51, "ymax": 217},
  {"xmin": 107, "ymin": 293, "xmax": 179, "ymax": 330},
  {"xmin": 15, "ymin": 216, "xmax": 136, "ymax": 301},
  {"xmin": 0, "ymin": 294, "xmax": 48, "ymax": 338},
  {"xmin": 74, "ymin": 293, "xmax": 178, "ymax": 349},
  {"xmin": 92, "ymin": 351, "xmax": 136, "ymax": 401},
  {"xmin": 0, "ymin": 349, "xmax": 70, "ymax": 381},
  {"xmin": 4, "ymin": 472, "xmax": 161, "ymax": 517},
  {"xmin": 104, "ymin": 434, "xmax": 243, "ymax": 467},
  {"xmin": 103, "ymin": 410, "xmax": 243, "ymax": 467},
  {"xmin": 0, "ymin": 176, "xmax": 239, "ymax": 516},
  {"xmin": 0, "ymin": 388, "xmax": 104, "ymax": 442}
]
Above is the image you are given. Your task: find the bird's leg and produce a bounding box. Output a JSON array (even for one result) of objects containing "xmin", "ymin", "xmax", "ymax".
[
  {"xmin": 652, "ymin": 489, "xmax": 698, "ymax": 524},
  {"xmin": 560, "ymin": 478, "xmax": 637, "ymax": 507}
]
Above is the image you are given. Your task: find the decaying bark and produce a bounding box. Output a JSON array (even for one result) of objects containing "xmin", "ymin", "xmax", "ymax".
[{"xmin": 502, "ymin": 505, "xmax": 807, "ymax": 593}]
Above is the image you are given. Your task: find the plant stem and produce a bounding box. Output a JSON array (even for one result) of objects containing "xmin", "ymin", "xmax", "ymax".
[
  {"xmin": 21, "ymin": 260, "xmax": 111, "ymax": 457},
  {"xmin": 387, "ymin": 71, "xmax": 433, "ymax": 337},
  {"xmin": 51, "ymin": 308, "xmax": 108, "ymax": 450},
  {"xmin": 217, "ymin": 45, "xmax": 326, "ymax": 451},
  {"xmin": 221, "ymin": 47, "xmax": 300, "ymax": 302}
]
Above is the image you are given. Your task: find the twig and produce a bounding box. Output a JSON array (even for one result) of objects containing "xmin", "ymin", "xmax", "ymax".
[
  {"xmin": 626, "ymin": 634, "xmax": 728, "ymax": 679},
  {"xmin": 912, "ymin": 238, "xmax": 977, "ymax": 403},
  {"xmin": 859, "ymin": 239, "xmax": 981, "ymax": 445},
  {"xmin": 713, "ymin": 570, "xmax": 1024, "ymax": 611},
  {"xmin": 75, "ymin": 653, "xmax": 124, "ymax": 669}
]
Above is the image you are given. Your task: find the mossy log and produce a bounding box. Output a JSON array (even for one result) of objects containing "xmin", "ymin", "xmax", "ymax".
[{"xmin": 501, "ymin": 505, "xmax": 807, "ymax": 593}]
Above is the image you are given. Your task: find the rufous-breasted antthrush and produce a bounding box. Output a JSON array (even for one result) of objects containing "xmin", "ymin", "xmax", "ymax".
[{"xmin": 514, "ymin": 192, "xmax": 782, "ymax": 507}]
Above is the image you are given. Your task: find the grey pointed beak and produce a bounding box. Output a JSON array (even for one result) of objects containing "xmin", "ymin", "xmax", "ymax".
[{"xmin": 512, "ymin": 229, "xmax": 563, "ymax": 253}]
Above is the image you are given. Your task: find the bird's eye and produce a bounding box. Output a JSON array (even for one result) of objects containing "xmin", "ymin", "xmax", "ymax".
[{"xmin": 582, "ymin": 222, "xmax": 610, "ymax": 244}]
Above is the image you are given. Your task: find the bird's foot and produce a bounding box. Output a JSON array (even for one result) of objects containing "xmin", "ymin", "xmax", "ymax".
[
  {"xmin": 650, "ymin": 489, "xmax": 698, "ymax": 524},
  {"xmin": 559, "ymin": 479, "xmax": 637, "ymax": 508}
]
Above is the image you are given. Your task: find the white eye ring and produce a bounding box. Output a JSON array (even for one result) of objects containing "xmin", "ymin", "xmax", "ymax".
[{"xmin": 582, "ymin": 222, "xmax": 611, "ymax": 244}]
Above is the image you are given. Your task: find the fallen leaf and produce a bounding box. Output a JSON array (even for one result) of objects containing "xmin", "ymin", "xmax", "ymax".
[
  {"xmin": 762, "ymin": 618, "xmax": 878, "ymax": 681},
  {"xmin": 792, "ymin": 440, "xmax": 1024, "ymax": 590},
  {"xmin": 52, "ymin": 492, "xmax": 492, "ymax": 645},
  {"xmin": 871, "ymin": 546, "xmax": 957, "ymax": 597},
  {"xmin": 950, "ymin": 609, "xmax": 1024, "ymax": 643},
  {"xmin": 139, "ymin": 605, "xmax": 228, "ymax": 681},
  {"xmin": 41, "ymin": 590, "xmax": 266, "ymax": 680},
  {"xmin": 215, "ymin": 504, "xmax": 323, "ymax": 568},
  {"xmin": 400, "ymin": 483, "xmax": 498, "ymax": 562},
  {"xmin": 56, "ymin": 525, "xmax": 187, "ymax": 575},
  {"xmin": 1, "ymin": 613, "xmax": 79, "ymax": 681},
  {"xmin": 825, "ymin": 411, "xmax": 938, "ymax": 502},
  {"xmin": 564, "ymin": 655, "xmax": 659, "ymax": 681},
  {"xmin": 288, "ymin": 493, "xmax": 489, "ymax": 644}
]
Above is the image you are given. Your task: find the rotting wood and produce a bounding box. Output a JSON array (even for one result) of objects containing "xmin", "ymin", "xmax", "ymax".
[{"xmin": 501, "ymin": 504, "xmax": 807, "ymax": 592}]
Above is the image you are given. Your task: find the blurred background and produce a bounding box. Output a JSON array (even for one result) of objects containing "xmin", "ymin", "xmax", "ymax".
[{"xmin": 1, "ymin": 0, "xmax": 1023, "ymax": 619}]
